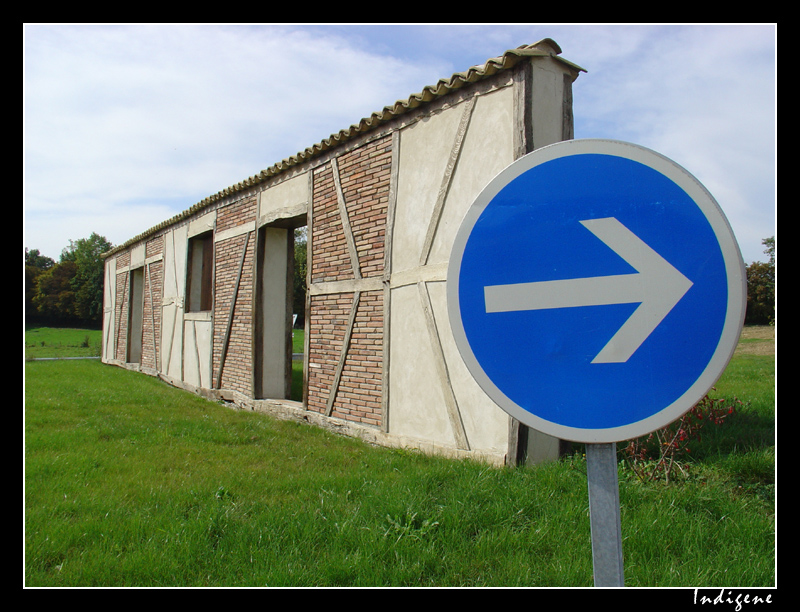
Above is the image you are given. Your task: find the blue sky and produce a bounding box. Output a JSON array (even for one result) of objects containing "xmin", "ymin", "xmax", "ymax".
[{"xmin": 23, "ymin": 24, "xmax": 775, "ymax": 265}]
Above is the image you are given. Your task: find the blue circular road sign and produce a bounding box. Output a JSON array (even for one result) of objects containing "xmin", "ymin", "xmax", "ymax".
[{"xmin": 447, "ymin": 139, "xmax": 746, "ymax": 443}]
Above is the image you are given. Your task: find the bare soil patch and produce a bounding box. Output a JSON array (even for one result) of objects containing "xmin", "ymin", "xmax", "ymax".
[{"xmin": 735, "ymin": 325, "xmax": 775, "ymax": 356}]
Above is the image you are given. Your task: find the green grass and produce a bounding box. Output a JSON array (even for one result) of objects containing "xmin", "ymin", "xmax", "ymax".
[
  {"xmin": 25, "ymin": 326, "xmax": 306, "ymax": 400},
  {"xmin": 24, "ymin": 328, "xmax": 775, "ymax": 587},
  {"xmin": 25, "ymin": 326, "xmax": 102, "ymax": 359},
  {"xmin": 292, "ymin": 328, "xmax": 304, "ymax": 354},
  {"xmin": 25, "ymin": 326, "xmax": 302, "ymax": 360}
]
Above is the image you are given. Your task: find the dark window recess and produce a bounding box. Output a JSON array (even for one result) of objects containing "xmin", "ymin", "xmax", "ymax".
[{"xmin": 186, "ymin": 231, "xmax": 213, "ymax": 312}]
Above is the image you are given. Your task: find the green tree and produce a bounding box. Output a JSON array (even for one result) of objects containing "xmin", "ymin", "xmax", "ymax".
[
  {"xmin": 25, "ymin": 248, "xmax": 56, "ymax": 321},
  {"xmin": 293, "ymin": 227, "xmax": 307, "ymax": 326},
  {"xmin": 25, "ymin": 248, "xmax": 55, "ymax": 270},
  {"xmin": 61, "ymin": 233, "xmax": 113, "ymax": 326},
  {"xmin": 745, "ymin": 236, "xmax": 775, "ymax": 325},
  {"xmin": 26, "ymin": 233, "xmax": 113, "ymax": 326},
  {"xmin": 31, "ymin": 260, "xmax": 78, "ymax": 323}
]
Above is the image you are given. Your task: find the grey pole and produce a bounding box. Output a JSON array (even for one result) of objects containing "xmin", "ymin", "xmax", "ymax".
[{"xmin": 586, "ymin": 442, "xmax": 625, "ymax": 587}]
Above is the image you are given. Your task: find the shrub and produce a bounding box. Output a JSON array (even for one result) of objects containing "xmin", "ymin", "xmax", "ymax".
[{"xmin": 621, "ymin": 393, "xmax": 741, "ymax": 483}]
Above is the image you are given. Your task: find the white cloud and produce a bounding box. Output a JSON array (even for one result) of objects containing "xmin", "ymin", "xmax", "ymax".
[
  {"xmin": 24, "ymin": 24, "xmax": 775, "ymax": 265},
  {"xmin": 23, "ymin": 24, "xmax": 448, "ymax": 259},
  {"xmin": 556, "ymin": 24, "xmax": 775, "ymax": 263}
]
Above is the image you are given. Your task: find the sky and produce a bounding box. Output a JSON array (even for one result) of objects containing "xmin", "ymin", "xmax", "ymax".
[{"xmin": 23, "ymin": 24, "xmax": 776, "ymax": 265}]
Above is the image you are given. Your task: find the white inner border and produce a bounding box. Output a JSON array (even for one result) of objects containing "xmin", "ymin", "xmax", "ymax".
[{"xmin": 446, "ymin": 139, "xmax": 747, "ymax": 443}]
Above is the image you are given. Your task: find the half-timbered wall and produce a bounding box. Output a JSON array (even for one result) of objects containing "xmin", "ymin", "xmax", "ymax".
[
  {"xmin": 306, "ymin": 134, "xmax": 392, "ymax": 427},
  {"xmin": 104, "ymin": 237, "xmax": 164, "ymax": 375},
  {"xmin": 101, "ymin": 41, "xmax": 584, "ymax": 465}
]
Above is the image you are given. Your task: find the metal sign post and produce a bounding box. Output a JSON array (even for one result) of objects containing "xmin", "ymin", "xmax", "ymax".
[
  {"xmin": 586, "ymin": 443, "xmax": 624, "ymax": 587},
  {"xmin": 447, "ymin": 139, "xmax": 746, "ymax": 587}
]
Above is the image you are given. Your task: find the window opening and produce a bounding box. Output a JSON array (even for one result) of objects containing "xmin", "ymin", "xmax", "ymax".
[{"xmin": 186, "ymin": 231, "xmax": 213, "ymax": 312}]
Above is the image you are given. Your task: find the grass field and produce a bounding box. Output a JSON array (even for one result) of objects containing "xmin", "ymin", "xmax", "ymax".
[
  {"xmin": 24, "ymin": 327, "xmax": 305, "ymax": 360},
  {"xmin": 24, "ymin": 326, "xmax": 775, "ymax": 587},
  {"xmin": 24, "ymin": 325, "xmax": 103, "ymax": 359}
]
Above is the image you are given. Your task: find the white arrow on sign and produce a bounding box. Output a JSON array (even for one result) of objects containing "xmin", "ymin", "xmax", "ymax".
[{"xmin": 483, "ymin": 217, "xmax": 693, "ymax": 364}]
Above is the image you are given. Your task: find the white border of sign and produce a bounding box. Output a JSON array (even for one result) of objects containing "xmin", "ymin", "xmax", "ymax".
[{"xmin": 447, "ymin": 139, "xmax": 747, "ymax": 443}]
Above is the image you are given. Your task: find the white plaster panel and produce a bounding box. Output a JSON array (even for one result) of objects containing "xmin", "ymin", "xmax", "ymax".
[
  {"xmin": 259, "ymin": 174, "xmax": 309, "ymax": 222},
  {"xmin": 425, "ymin": 280, "xmax": 510, "ymax": 453},
  {"xmin": 531, "ymin": 58, "xmax": 565, "ymax": 150},
  {"xmin": 428, "ymin": 87, "xmax": 515, "ymax": 266},
  {"xmin": 387, "ymin": 89, "xmax": 516, "ymax": 457},
  {"xmin": 388, "ymin": 283, "xmax": 455, "ymax": 446},
  {"xmin": 102, "ymin": 257, "xmax": 115, "ymax": 362},
  {"xmin": 188, "ymin": 210, "xmax": 216, "ymax": 238},
  {"xmin": 392, "ymin": 105, "xmax": 466, "ymax": 273},
  {"xmin": 182, "ymin": 319, "xmax": 213, "ymax": 389},
  {"xmin": 258, "ymin": 227, "xmax": 290, "ymax": 398},
  {"xmin": 161, "ymin": 225, "xmax": 188, "ymax": 380},
  {"xmin": 130, "ymin": 243, "xmax": 146, "ymax": 269}
]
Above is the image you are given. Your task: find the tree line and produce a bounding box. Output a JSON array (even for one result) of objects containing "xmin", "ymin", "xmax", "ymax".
[
  {"xmin": 745, "ymin": 236, "xmax": 775, "ymax": 326},
  {"xmin": 25, "ymin": 233, "xmax": 112, "ymax": 329},
  {"xmin": 24, "ymin": 230, "xmax": 309, "ymax": 331},
  {"xmin": 25, "ymin": 232, "xmax": 775, "ymax": 330}
]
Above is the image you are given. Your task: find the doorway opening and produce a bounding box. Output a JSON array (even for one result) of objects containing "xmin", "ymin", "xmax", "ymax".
[
  {"xmin": 254, "ymin": 221, "xmax": 307, "ymax": 402},
  {"xmin": 127, "ymin": 266, "xmax": 145, "ymax": 364}
]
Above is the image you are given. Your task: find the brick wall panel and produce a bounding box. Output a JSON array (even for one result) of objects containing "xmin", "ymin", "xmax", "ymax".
[
  {"xmin": 212, "ymin": 222, "xmax": 255, "ymax": 395},
  {"xmin": 311, "ymin": 164, "xmax": 352, "ymax": 283},
  {"xmin": 329, "ymin": 290, "xmax": 383, "ymax": 426},
  {"xmin": 114, "ymin": 269, "xmax": 129, "ymax": 361},
  {"xmin": 141, "ymin": 259, "xmax": 163, "ymax": 370},
  {"xmin": 306, "ymin": 133, "xmax": 391, "ymax": 427},
  {"xmin": 306, "ymin": 292, "xmax": 351, "ymax": 414}
]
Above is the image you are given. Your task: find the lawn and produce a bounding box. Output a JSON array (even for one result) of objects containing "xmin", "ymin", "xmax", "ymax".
[
  {"xmin": 25, "ymin": 326, "xmax": 102, "ymax": 359},
  {"xmin": 24, "ymin": 326, "xmax": 775, "ymax": 587}
]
